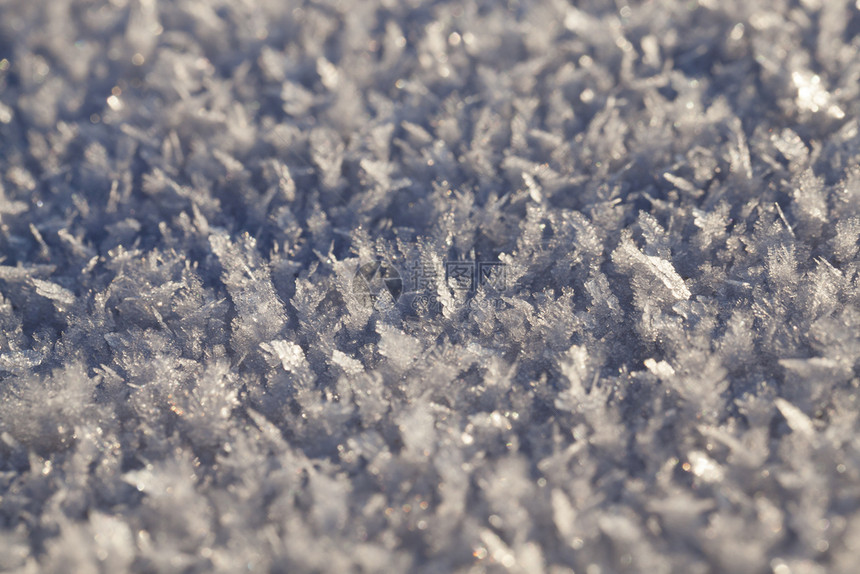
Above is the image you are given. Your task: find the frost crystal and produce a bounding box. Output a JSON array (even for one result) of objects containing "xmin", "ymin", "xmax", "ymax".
[
  {"xmin": 261, "ymin": 340, "xmax": 308, "ymax": 373},
  {"xmin": 2, "ymin": 0, "xmax": 860, "ymax": 571}
]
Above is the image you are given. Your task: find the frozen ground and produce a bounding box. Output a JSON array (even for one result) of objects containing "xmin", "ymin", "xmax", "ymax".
[{"xmin": 1, "ymin": 0, "xmax": 860, "ymax": 572}]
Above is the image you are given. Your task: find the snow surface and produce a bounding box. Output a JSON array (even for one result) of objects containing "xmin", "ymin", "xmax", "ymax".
[{"xmin": 1, "ymin": 0, "xmax": 860, "ymax": 572}]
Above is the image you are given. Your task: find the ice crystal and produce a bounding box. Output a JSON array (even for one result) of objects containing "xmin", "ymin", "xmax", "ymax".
[{"xmin": 1, "ymin": 0, "xmax": 860, "ymax": 571}]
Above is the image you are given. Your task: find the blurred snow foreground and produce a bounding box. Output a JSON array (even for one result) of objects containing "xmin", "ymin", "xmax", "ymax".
[{"xmin": 1, "ymin": 0, "xmax": 860, "ymax": 572}]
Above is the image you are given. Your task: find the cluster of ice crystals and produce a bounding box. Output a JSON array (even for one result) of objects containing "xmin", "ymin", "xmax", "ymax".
[{"xmin": 1, "ymin": 0, "xmax": 860, "ymax": 572}]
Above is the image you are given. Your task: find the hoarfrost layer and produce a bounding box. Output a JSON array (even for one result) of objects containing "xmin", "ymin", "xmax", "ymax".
[{"xmin": 1, "ymin": 0, "xmax": 859, "ymax": 572}]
